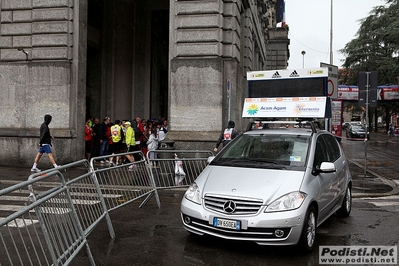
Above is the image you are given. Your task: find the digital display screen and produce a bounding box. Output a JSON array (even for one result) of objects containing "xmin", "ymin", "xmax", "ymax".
[{"xmin": 248, "ymin": 77, "xmax": 327, "ymax": 98}]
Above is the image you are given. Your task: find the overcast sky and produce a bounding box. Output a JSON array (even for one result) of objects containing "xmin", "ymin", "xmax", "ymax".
[{"xmin": 285, "ymin": 0, "xmax": 385, "ymax": 70}]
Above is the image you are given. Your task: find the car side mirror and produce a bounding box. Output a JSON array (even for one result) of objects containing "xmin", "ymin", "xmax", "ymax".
[
  {"xmin": 207, "ymin": 156, "xmax": 215, "ymax": 164},
  {"xmin": 312, "ymin": 162, "xmax": 336, "ymax": 175}
]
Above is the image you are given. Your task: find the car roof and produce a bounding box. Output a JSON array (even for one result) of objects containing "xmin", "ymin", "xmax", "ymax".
[{"xmin": 243, "ymin": 127, "xmax": 314, "ymax": 137}]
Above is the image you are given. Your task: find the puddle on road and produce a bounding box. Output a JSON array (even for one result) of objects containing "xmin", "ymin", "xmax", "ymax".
[
  {"xmin": 352, "ymin": 174, "xmax": 393, "ymax": 194},
  {"xmin": 317, "ymin": 233, "xmax": 371, "ymax": 246}
]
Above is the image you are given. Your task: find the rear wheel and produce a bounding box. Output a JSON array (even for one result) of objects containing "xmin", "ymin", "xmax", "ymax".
[
  {"xmin": 298, "ymin": 206, "xmax": 316, "ymax": 253},
  {"xmin": 337, "ymin": 186, "xmax": 352, "ymax": 217}
]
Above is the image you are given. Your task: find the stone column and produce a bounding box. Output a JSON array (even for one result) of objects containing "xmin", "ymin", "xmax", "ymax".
[
  {"xmin": 168, "ymin": 0, "xmax": 246, "ymax": 151},
  {"xmin": 0, "ymin": 0, "xmax": 87, "ymax": 166}
]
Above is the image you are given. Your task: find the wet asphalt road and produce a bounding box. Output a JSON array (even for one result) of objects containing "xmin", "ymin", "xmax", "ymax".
[
  {"xmin": 72, "ymin": 190, "xmax": 399, "ymax": 266},
  {"xmin": 341, "ymin": 131, "xmax": 399, "ymax": 196},
  {"xmin": 70, "ymin": 132, "xmax": 399, "ymax": 266}
]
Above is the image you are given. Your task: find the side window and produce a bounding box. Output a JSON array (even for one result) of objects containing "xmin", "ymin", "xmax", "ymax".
[
  {"xmin": 313, "ymin": 136, "xmax": 330, "ymax": 169},
  {"xmin": 322, "ymin": 134, "xmax": 341, "ymax": 162}
]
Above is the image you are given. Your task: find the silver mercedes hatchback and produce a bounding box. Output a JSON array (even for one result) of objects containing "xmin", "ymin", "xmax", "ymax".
[{"xmin": 181, "ymin": 122, "xmax": 352, "ymax": 252}]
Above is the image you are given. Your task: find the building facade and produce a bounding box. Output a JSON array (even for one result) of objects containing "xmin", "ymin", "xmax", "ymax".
[{"xmin": 0, "ymin": 0, "xmax": 289, "ymax": 166}]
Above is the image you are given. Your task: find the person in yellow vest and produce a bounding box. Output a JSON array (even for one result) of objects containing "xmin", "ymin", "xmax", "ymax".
[
  {"xmin": 124, "ymin": 121, "xmax": 136, "ymax": 170},
  {"xmin": 109, "ymin": 119, "xmax": 123, "ymax": 165},
  {"xmin": 120, "ymin": 119, "xmax": 127, "ymax": 157}
]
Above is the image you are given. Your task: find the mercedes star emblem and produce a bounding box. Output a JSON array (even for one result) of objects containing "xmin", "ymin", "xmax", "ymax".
[{"xmin": 223, "ymin": 200, "xmax": 236, "ymax": 213}]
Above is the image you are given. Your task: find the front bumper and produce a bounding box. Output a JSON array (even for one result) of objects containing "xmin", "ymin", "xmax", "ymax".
[{"xmin": 181, "ymin": 197, "xmax": 308, "ymax": 246}]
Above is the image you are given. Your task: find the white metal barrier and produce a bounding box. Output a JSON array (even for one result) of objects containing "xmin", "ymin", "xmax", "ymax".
[
  {"xmin": 28, "ymin": 159, "xmax": 115, "ymax": 239},
  {"xmin": 0, "ymin": 170, "xmax": 95, "ymax": 265},
  {"xmin": 0, "ymin": 149, "xmax": 212, "ymax": 265},
  {"xmin": 147, "ymin": 150, "xmax": 213, "ymax": 189},
  {"xmin": 90, "ymin": 151, "xmax": 160, "ymax": 210}
]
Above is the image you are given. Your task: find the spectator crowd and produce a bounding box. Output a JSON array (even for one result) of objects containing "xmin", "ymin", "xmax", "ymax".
[{"xmin": 85, "ymin": 116, "xmax": 169, "ymax": 165}]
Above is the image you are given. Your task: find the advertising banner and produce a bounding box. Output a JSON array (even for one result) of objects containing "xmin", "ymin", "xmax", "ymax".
[
  {"xmin": 331, "ymin": 100, "xmax": 342, "ymax": 138},
  {"xmin": 378, "ymin": 86, "xmax": 399, "ymax": 100},
  {"xmin": 338, "ymin": 86, "xmax": 358, "ymax": 100},
  {"xmin": 247, "ymin": 68, "xmax": 328, "ymax": 80},
  {"xmin": 242, "ymin": 97, "xmax": 327, "ymax": 118}
]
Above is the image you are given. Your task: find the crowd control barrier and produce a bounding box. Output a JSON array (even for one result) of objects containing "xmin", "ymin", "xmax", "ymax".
[
  {"xmin": 28, "ymin": 159, "xmax": 115, "ymax": 239},
  {"xmin": 146, "ymin": 150, "xmax": 213, "ymax": 190},
  {"xmin": 90, "ymin": 151, "xmax": 159, "ymax": 210},
  {"xmin": 0, "ymin": 170, "xmax": 95, "ymax": 266},
  {"xmin": 0, "ymin": 149, "xmax": 213, "ymax": 265}
]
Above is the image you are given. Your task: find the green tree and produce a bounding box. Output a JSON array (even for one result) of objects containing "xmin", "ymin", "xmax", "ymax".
[{"xmin": 339, "ymin": 0, "xmax": 399, "ymax": 132}]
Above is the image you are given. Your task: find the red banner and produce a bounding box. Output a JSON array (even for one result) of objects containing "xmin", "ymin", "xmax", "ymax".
[
  {"xmin": 378, "ymin": 86, "xmax": 399, "ymax": 100},
  {"xmin": 338, "ymin": 86, "xmax": 358, "ymax": 100}
]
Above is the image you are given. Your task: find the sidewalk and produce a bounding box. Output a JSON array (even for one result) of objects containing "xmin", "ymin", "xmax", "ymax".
[
  {"xmin": 343, "ymin": 131, "xmax": 398, "ymax": 197},
  {"xmin": 0, "ymin": 165, "xmax": 87, "ymax": 187}
]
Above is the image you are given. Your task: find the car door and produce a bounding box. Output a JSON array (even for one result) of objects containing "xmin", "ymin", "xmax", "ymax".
[
  {"xmin": 322, "ymin": 134, "xmax": 346, "ymax": 206},
  {"xmin": 313, "ymin": 135, "xmax": 336, "ymax": 222}
]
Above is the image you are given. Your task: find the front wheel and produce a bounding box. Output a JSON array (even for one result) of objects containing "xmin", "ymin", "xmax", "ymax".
[
  {"xmin": 337, "ymin": 186, "xmax": 352, "ymax": 217},
  {"xmin": 298, "ymin": 205, "xmax": 317, "ymax": 253}
]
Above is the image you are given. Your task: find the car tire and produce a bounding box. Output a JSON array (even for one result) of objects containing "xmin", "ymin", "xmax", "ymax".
[
  {"xmin": 337, "ymin": 186, "xmax": 352, "ymax": 217},
  {"xmin": 298, "ymin": 205, "xmax": 317, "ymax": 253}
]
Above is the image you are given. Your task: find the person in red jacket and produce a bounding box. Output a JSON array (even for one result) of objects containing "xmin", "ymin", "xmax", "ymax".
[
  {"xmin": 106, "ymin": 122, "xmax": 113, "ymax": 158},
  {"xmin": 85, "ymin": 117, "xmax": 93, "ymax": 160},
  {"xmin": 135, "ymin": 116, "xmax": 145, "ymax": 151}
]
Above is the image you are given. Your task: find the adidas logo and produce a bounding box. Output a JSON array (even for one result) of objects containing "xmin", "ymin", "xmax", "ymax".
[
  {"xmin": 271, "ymin": 71, "xmax": 281, "ymax": 78},
  {"xmin": 289, "ymin": 70, "xmax": 300, "ymax": 77}
]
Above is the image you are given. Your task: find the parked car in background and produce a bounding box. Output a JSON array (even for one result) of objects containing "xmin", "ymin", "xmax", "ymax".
[
  {"xmin": 342, "ymin": 122, "xmax": 350, "ymax": 130},
  {"xmin": 181, "ymin": 121, "xmax": 352, "ymax": 252},
  {"xmin": 346, "ymin": 124, "xmax": 369, "ymax": 139}
]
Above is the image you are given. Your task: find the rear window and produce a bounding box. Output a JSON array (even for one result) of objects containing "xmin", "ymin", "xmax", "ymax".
[{"xmin": 351, "ymin": 125, "xmax": 365, "ymax": 131}]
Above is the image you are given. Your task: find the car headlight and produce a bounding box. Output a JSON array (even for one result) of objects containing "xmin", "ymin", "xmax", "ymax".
[
  {"xmin": 184, "ymin": 182, "xmax": 201, "ymax": 205},
  {"xmin": 265, "ymin": 192, "xmax": 307, "ymax": 212}
]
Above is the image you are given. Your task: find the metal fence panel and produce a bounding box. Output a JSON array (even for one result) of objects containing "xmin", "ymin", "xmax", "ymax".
[
  {"xmin": 28, "ymin": 160, "xmax": 115, "ymax": 239},
  {"xmin": 90, "ymin": 151, "xmax": 160, "ymax": 210},
  {"xmin": 147, "ymin": 150, "xmax": 213, "ymax": 189},
  {"xmin": 0, "ymin": 170, "xmax": 95, "ymax": 266}
]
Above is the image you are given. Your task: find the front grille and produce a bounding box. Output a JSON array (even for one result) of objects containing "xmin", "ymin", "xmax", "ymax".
[
  {"xmin": 182, "ymin": 214, "xmax": 291, "ymax": 240},
  {"xmin": 204, "ymin": 194, "xmax": 263, "ymax": 215}
]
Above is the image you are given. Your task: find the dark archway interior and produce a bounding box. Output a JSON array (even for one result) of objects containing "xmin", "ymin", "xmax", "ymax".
[{"xmin": 86, "ymin": 0, "xmax": 169, "ymax": 122}]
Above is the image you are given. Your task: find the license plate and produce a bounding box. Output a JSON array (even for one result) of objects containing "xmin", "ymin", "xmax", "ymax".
[{"xmin": 213, "ymin": 217, "xmax": 241, "ymax": 230}]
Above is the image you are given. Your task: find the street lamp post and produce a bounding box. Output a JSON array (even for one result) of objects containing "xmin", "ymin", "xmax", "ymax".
[
  {"xmin": 301, "ymin": 51, "xmax": 306, "ymax": 68},
  {"xmin": 330, "ymin": 0, "xmax": 333, "ymax": 64}
]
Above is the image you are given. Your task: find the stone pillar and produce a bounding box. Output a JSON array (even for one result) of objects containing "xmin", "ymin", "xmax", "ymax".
[
  {"xmin": 0, "ymin": 0, "xmax": 87, "ymax": 166},
  {"xmin": 168, "ymin": 0, "xmax": 246, "ymax": 151}
]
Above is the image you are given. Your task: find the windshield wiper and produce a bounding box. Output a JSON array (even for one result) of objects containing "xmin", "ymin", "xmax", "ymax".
[{"xmin": 227, "ymin": 158, "xmax": 287, "ymax": 169}]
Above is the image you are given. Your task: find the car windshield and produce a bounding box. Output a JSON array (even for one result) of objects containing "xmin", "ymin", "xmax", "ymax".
[
  {"xmin": 212, "ymin": 133, "xmax": 310, "ymax": 168},
  {"xmin": 351, "ymin": 125, "xmax": 365, "ymax": 131}
]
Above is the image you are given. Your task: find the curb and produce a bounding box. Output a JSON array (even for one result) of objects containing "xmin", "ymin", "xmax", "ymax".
[{"xmin": 349, "ymin": 159, "xmax": 399, "ymax": 198}]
